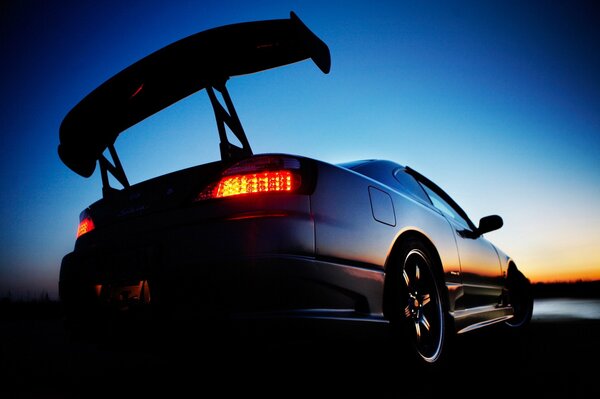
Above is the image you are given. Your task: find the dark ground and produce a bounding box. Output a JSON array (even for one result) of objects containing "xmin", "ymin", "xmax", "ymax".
[{"xmin": 1, "ymin": 299, "xmax": 599, "ymax": 398}]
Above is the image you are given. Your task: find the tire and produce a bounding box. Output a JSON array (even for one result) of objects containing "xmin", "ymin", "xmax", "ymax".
[
  {"xmin": 504, "ymin": 263, "xmax": 533, "ymax": 329},
  {"xmin": 386, "ymin": 238, "xmax": 452, "ymax": 368}
]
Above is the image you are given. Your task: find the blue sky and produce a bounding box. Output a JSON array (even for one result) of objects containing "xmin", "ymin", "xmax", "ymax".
[{"xmin": 1, "ymin": 0, "xmax": 599, "ymax": 298}]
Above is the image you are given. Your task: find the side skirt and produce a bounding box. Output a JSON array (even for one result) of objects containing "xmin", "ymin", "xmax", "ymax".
[{"xmin": 452, "ymin": 305, "xmax": 515, "ymax": 334}]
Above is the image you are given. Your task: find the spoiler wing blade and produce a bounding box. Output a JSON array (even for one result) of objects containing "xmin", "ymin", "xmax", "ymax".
[{"xmin": 58, "ymin": 11, "xmax": 330, "ymax": 178}]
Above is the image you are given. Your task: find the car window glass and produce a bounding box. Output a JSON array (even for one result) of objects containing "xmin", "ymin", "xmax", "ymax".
[
  {"xmin": 393, "ymin": 170, "xmax": 431, "ymax": 204},
  {"xmin": 421, "ymin": 185, "xmax": 471, "ymax": 229}
]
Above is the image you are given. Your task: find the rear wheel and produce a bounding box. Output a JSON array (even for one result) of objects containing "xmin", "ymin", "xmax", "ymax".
[{"xmin": 387, "ymin": 239, "xmax": 452, "ymax": 368}]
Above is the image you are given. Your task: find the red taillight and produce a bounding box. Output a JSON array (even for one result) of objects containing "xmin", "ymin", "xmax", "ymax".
[
  {"xmin": 76, "ymin": 212, "xmax": 95, "ymax": 239},
  {"xmin": 196, "ymin": 155, "xmax": 303, "ymax": 201},
  {"xmin": 215, "ymin": 171, "xmax": 298, "ymax": 198}
]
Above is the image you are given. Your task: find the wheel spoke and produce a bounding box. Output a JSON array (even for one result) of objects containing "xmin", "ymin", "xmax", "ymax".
[
  {"xmin": 404, "ymin": 305, "xmax": 412, "ymax": 318},
  {"xmin": 421, "ymin": 293, "xmax": 431, "ymax": 306},
  {"xmin": 414, "ymin": 321, "xmax": 421, "ymax": 342},
  {"xmin": 421, "ymin": 315, "xmax": 431, "ymax": 332},
  {"xmin": 415, "ymin": 263, "xmax": 420, "ymax": 281},
  {"xmin": 403, "ymin": 270, "xmax": 410, "ymax": 287}
]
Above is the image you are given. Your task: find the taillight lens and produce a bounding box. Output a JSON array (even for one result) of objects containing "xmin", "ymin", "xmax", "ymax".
[
  {"xmin": 196, "ymin": 155, "xmax": 303, "ymax": 201},
  {"xmin": 76, "ymin": 210, "xmax": 95, "ymax": 239},
  {"xmin": 214, "ymin": 170, "xmax": 299, "ymax": 198}
]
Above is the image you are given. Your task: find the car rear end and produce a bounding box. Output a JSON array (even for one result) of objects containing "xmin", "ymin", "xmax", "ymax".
[{"xmin": 59, "ymin": 154, "xmax": 319, "ymax": 333}]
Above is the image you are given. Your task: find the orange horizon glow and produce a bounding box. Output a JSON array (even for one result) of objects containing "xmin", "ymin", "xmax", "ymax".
[
  {"xmin": 526, "ymin": 269, "xmax": 600, "ymax": 284},
  {"xmin": 489, "ymin": 213, "xmax": 600, "ymax": 284},
  {"xmin": 515, "ymin": 255, "xmax": 600, "ymax": 283}
]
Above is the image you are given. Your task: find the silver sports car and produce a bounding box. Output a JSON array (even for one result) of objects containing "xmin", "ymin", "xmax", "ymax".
[{"xmin": 58, "ymin": 12, "xmax": 533, "ymax": 368}]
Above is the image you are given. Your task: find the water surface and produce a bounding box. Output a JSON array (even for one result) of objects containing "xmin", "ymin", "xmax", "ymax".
[{"xmin": 533, "ymin": 298, "xmax": 600, "ymax": 321}]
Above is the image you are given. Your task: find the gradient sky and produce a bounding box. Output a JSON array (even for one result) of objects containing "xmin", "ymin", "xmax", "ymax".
[{"xmin": 1, "ymin": 0, "xmax": 599, "ymax": 298}]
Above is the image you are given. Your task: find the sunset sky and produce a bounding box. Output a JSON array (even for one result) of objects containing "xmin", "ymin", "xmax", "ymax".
[{"xmin": 1, "ymin": 0, "xmax": 599, "ymax": 298}]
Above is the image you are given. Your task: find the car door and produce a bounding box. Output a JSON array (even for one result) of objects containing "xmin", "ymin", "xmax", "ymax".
[{"xmin": 414, "ymin": 174, "xmax": 504, "ymax": 310}]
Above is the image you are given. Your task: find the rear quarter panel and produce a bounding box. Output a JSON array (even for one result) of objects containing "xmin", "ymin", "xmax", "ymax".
[{"xmin": 310, "ymin": 161, "xmax": 461, "ymax": 291}]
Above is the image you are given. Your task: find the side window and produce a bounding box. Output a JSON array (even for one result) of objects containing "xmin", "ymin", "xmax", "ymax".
[
  {"xmin": 393, "ymin": 169, "xmax": 431, "ymax": 204},
  {"xmin": 421, "ymin": 184, "xmax": 471, "ymax": 230}
]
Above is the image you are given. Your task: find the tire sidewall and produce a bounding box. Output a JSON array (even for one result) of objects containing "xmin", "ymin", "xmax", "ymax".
[{"xmin": 386, "ymin": 238, "xmax": 453, "ymax": 370}]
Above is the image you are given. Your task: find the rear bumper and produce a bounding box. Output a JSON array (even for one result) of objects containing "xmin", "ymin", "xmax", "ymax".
[
  {"xmin": 59, "ymin": 251, "xmax": 386, "ymax": 334},
  {"xmin": 60, "ymin": 192, "xmax": 387, "ymax": 338}
]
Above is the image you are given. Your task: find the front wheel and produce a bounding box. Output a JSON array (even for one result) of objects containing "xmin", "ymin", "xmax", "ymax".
[
  {"xmin": 504, "ymin": 263, "xmax": 533, "ymax": 329},
  {"xmin": 386, "ymin": 239, "xmax": 452, "ymax": 368}
]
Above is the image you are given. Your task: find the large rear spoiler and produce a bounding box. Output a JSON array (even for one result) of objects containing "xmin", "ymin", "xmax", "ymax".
[{"xmin": 58, "ymin": 11, "xmax": 330, "ymax": 191}]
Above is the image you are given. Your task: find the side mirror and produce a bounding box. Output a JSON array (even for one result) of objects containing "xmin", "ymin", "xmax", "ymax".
[{"xmin": 477, "ymin": 215, "xmax": 503, "ymax": 235}]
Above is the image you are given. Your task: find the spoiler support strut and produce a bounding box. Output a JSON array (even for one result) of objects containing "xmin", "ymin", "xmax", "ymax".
[
  {"xmin": 206, "ymin": 80, "xmax": 253, "ymax": 161},
  {"xmin": 98, "ymin": 80, "xmax": 252, "ymax": 197},
  {"xmin": 99, "ymin": 144, "xmax": 130, "ymax": 197}
]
